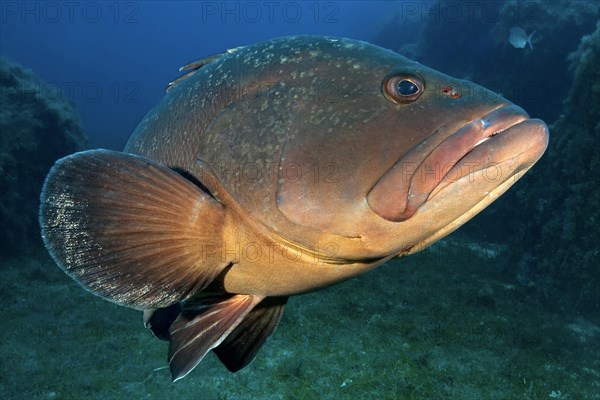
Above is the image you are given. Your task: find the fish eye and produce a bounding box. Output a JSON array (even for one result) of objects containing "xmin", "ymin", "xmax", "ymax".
[
  {"xmin": 397, "ymin": 80, "xmax": 418, "ymax": 95},
  {"xmin": 382, "ymin": 73, "xmax": 425, "ymax": 104}
]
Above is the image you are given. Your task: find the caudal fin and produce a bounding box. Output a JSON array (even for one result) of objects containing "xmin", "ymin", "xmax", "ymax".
[
  {"xmin": 527, "ymin": 31, "xmax": 536, "ymax": 49},
  {"xmin": 39, "ymin": 149, "xmax": 229, "ymax": 309}
]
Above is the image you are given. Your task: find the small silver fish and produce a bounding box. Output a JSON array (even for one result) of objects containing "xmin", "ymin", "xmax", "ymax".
[{"xmin": 509, "ymin": 27, "xmax": 536, "ymax": 49}]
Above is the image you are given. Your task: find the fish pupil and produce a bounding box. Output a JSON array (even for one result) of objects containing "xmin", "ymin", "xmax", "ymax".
[{"xmin": 397, "ymin": 80, "xmax": 418, "ymax": 96}]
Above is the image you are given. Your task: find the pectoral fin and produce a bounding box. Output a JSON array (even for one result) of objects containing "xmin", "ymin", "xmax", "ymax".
[{"xmin": 39, "ymin": 149, "xmax": 228, "ymax": 310}]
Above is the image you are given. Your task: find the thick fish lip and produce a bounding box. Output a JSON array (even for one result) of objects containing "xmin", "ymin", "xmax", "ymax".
[
  {"xmin": 367, "ymin": 104, "xmax": 549, "ymax": 222},
  {"xmin": 428, "ymin": 115, "xmax": 549, "ymax": 200}
]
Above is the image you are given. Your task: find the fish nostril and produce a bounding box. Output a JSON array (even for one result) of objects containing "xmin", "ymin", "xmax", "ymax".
[{"xmin": 441, "ymin": 86, "xmax": 461, "ymax": 98}]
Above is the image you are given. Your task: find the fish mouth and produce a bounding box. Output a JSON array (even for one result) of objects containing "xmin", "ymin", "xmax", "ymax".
[{"xmin": 367, "ymin": 104, "xmax": 549, "ymax": 222}]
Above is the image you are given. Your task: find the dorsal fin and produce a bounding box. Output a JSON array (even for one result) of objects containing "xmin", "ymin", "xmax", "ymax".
[{"xmin": 166, "ymin": 46, "xmax": 244, "ymax": 92}]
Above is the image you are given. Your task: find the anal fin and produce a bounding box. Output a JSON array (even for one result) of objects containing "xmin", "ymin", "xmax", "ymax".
[
  {"xmin": 214, "ymin": 296, "xmax": 288, "ymax": 372},
  {"xmin": 168, "ymin": 293, "xmax": 265, "ymax": 381}
]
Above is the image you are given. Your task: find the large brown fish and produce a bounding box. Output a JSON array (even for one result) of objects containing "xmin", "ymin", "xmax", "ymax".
[{"xmin": 39, "ymin": 35, "xmax": 549, "ymax": 381}]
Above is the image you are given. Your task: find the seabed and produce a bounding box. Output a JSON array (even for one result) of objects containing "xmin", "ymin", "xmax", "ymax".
[{"xmin": 2, "ymin": 237, "xmax": 598, "ymax": 400}]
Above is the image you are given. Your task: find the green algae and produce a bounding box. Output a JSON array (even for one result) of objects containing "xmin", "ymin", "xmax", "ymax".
[{"xmin": 2, "ymin": 240, "xmax": 598, "ymax": 399}]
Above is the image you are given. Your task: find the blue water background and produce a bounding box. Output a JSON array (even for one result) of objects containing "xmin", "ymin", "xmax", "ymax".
[{"xmin": 1, "ymin": 1, "xmax": 411, "ymax": 150}]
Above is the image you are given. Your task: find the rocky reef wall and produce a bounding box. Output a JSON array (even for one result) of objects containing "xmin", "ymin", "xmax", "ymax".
[
  {"xmin": 372, "ymin": 1, "xmax": 599, "ymax": 314},
  {"xmin": 0, "ymin": 58, "xmax": 87, "ymax": 256},
  {"xmin": 508, "ymin": 21, "xmax": 600, "ymax": 313}
]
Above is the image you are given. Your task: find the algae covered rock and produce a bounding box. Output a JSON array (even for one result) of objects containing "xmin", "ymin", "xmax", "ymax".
[
  {"xmin": 509, "ymin": 21, "xmax": 600, "ymax": 313},
  {"xmin": 372, "ymin": 3, "xmax": 599, "ymax": 314},
  {"xmin": 374, "ymin": 0, "xmax": 598, "ymax": 123},
  {"xmin": 0, "ymin": 58, "xmax": 87, "ymax": 256}
]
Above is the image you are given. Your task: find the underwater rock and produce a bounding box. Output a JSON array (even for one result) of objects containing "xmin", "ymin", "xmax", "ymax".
[
  {"xmin": 509, "ymin": 21, "xmax": 600, "ymax": 314},
  {"xmin": 372, "ymin": 2, "xmax": 599, "ymax": 314},
  {"xmin": 483, "ymin": 0, "xmax": 598, "ymax": 121},
  {"xmin": 0, "ymin": 58, "xmax": 87, "ymax": 256},
  {"xmin": 373, "ymin": 0, "xmax": 598, "ymax": 124}
]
